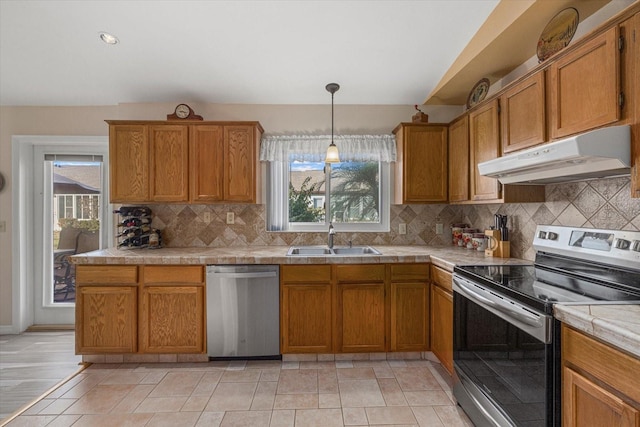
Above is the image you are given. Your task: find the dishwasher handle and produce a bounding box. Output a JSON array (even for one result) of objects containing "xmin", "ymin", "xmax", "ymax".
[{"xmin": 208, "ymin": 271, "xmax": 278, "ymax": 279}]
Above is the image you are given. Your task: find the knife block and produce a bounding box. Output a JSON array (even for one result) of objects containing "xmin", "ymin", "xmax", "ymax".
[
  {"xmin": 484, "ymin": 229, "xmax": 501, "ymax": 257},
  {"xmin": 498, "ymin": 241, "xmax": 510, "ymax": 258}
]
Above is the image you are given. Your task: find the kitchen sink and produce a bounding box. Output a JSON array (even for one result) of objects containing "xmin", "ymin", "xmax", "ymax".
[
  {"xmin": 287, "ymin": 247, "xmax": 333, "ymax": 255},
  {"xmin": 286, "ymin": 246, "xmax": 382, "ymax": 256},
  {"xmin": 332, "ymin": 246, "xmax": 382, "ymax": 255}
]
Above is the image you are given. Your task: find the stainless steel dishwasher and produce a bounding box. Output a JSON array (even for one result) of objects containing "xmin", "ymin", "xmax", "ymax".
[{"xmin": 206, "ymin": 265, "xmax": 280, "ymax": 358}]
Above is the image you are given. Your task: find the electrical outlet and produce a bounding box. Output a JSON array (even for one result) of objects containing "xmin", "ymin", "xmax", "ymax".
[
  {"xmin": 436, "ymin": 223, "xmax": 444, "ymax": 234},
  {"xmin": 226, "ymin": 212, "xmax": 235, "ymax": 224},
  {"xmin": 399, "ymin": 223, "xmax": 407, "ymax": 235},
  {"xmin": 0, "ymin": 221, "xmax": 5, "ymax": 233},
  {"xmin": 203, "ymin": 212, "xmax": 211, "ymax": 223}
]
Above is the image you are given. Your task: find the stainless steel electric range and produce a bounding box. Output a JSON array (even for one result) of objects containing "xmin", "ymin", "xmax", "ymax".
[{"xmin": 452, "ymin": 225, "xmax": 640, "ymax": 427}]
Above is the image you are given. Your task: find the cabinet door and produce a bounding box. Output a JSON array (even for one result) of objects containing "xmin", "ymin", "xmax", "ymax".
[
  {"xmin": 190, "ymin": 125, "xmax": 224, "ymax": 202},
  {"xmin": 395, "ymin": 124, "xmax": 448, "ymax": 203},
  {"xmin": 563, "ymin": 367, "xmax": 640, "ymax": 427},
  {"xmin": 448, "ymin": 115, "xmax": 470, "ymax": 202},
  {"xmin": 391, "ymin": 282, "xmax": 429, "ymax": 352},
  {"xmin": 109, "ymin": 125, "xmax": 149, "ymax": 203},
  {"xmin": 337, "ymin": 283, "xmax": 386, "ymax": 353},
  {"xmin": 149, "ymin": 125, "xmax": 189, "ymax": 202},
  {"xmin": 469, "ymin": 99, "xmax": 501, "ymax": 201},
  {"xmin": 75, "ymin": 265, "xmax": 139, "ymax": 354},
  {"xmin": 631, "ymin": 13, "xmax": 640, "ymax": 198},
  {"xmin": 224, "ymin": 125, "xmax": 256, "ymax": 202},
  {"xmin": 501, "ymin": 71, "xmax": 546, "ymax": 154},
  {"xmin": 140, "ymin": 266, "xmax": 205, "ymax": 353},
  {"xmin": 281, "ymin": 265, "xmax": 333, "ymax": 354},
  {"xmin": 281, "ymin": 283, "xmax": 333, "ymax": 353},
  {"xmin": 430, "ymin": 285, "xmax": 453, "ymax": 374},
  {"xmin": 550, "ymin": 26, "xmax": 621, "ymax": 139}
]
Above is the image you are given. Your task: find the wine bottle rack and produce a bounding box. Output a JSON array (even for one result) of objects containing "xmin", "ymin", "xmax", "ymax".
[{"xmin": 114, "ymin": 206, "xmax": 162, "ymax": 249}]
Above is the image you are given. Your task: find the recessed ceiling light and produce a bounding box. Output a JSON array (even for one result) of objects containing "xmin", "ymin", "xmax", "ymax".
[{"xmin": 99, "ymin": 32, "xmax": 119, "ymax": 45}]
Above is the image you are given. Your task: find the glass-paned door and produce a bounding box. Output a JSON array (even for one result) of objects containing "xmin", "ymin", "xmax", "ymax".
[
  {"xmin": 50, "ymin": 159, "xmax": 102, "ymax": 303},
  {"xmin": 33, "ymin": 144, "xmax": 108, "ymax": 325}
]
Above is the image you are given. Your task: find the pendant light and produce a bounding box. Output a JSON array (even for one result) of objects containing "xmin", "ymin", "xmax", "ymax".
[{"xmin": 325, "ymin": 83, "xmax": 340, "ymax": 163}]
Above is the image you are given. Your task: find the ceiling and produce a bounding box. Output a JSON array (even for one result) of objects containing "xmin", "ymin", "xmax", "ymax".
[{"xmin": 0, "ymin": 0, "xmax": 500, "ymax": 107}]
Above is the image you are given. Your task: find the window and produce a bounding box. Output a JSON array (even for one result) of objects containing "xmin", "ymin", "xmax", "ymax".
[{"xmin": 261, "ymin": 135, "xmax": 395, "ymax": 232}]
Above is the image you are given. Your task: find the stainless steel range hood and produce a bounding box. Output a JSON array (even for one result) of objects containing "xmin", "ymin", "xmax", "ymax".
[{"xmin": 478, "ymin": 125, "xmax": 631, "ymax": 184}]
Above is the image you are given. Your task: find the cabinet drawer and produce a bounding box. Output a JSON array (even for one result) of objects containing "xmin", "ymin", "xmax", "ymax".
[
  {"xmin": 431, "ymin": 265, "xmax": 452, "ymax": 293},
  {"xmin": 282, "ymin": 265, "xmax": 331, "ymax": 282},
  {"xmin": 143, "ymin": 266, "xmax": 204, "ymax": 284},
  {"xmin": 336, "ymin": 264, "xmax": 385, "ymax": 282},
  {"xmin": 390, "ymin": 263, "xmax": 430, "ymax": 281},
  {"xmin": 76, "ymin": 265, "xmax": 138, "ymax": 284}
]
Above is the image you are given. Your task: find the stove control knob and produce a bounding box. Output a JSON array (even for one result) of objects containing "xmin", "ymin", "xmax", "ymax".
[
  {"xmin": 615, "ymin": 238, "xmax": 631, "ymax": 250},
  {"xmin": 538, "ymin": 231, "xmax": 547, "ymax": 239},
  {"xmin": 631, "ymin": 241, "xmax": 640, "ymax": 252},
  {"xmin": 547, "ymin": 232, "xmax": 558, "ymax": 241}
]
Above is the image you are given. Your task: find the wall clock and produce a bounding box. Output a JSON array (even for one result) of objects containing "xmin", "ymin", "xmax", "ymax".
[{"xmin": 167, "ymin": 104, "xmax": 203, "ymax": 120}]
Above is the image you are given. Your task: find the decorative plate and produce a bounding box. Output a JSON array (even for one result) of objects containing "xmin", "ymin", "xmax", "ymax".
[
  {"xmin": 466, "ymin": 78, "xmax": 490, "ymax": 109},
  {"xmin": 537, "ymin": 7, "xmax": 579, "ymax": 63}
]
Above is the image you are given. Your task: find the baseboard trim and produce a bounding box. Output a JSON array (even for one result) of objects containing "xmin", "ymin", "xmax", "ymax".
[{"xmin": 26, "ymin": 324, "xmax": 75, "ymax": 332}]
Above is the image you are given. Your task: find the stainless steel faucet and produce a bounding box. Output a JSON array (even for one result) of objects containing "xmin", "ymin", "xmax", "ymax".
[{"xmin": 328, "ymin": 222, "xmax": 336, "ymax": 249}]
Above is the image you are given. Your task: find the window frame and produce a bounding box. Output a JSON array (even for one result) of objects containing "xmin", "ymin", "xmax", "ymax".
[{"xmin": 271, "ymin": 160, "xmax": 390, "ymax": 233}]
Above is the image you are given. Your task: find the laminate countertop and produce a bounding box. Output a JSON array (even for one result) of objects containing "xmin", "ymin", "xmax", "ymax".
[
  {"xmin": 554, "ymin": 304, "xmax": 640, "ymax": 359},
  {"xmin": 70, "ymin": 245, "xmax": 528, "ymax": 272}
]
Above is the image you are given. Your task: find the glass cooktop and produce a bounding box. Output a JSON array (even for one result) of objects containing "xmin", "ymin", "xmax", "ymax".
[{"xmin": 454, "ymin": 255, "xmax": 640, "ymax": 314}]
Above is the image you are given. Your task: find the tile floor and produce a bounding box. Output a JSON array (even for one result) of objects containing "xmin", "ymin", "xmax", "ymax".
[
  {"xmin": 0, "ymin": 331, "xmax": 82, "ymax": 422},
  {"xmin": 5, "ymin": 358, "xmax": 472, "ymax": 426}
]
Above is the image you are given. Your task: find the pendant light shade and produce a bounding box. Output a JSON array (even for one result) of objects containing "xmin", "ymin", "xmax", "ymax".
[{"xmin": 325, "ymin": 83, "xmax": 340, "ymax": 163}]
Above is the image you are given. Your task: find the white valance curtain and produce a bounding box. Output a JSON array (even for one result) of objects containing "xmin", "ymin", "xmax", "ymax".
[{"xmin": 260, "ymin": 134, "xmax": 397, "ymax": 162}]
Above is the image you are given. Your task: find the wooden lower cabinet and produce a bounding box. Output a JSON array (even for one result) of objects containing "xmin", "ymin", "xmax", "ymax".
[
  {"xmin": 337, "ymin": 282, "xmax": 386, "ymax": 353},
  {"xmin": 564, "ymin": 368, "xmax": 640, "ymax": 427},
  {"xmin": 430, "ymin": 265, "xmax": 453, "ymax": 374},
  {"xmin": 140, "ymin": 266, "xmax": 205, "ymax": 353},
  {"xmin": 75, "ymin": 265, "xmax": 138, "ymax": 354},
  {"xmin": 562, "ymin": 325, "xmax": 640, "ymax": 427},
  {"xmin": 336, "ymin": 264, "xmax": 386, "ymax": 353},
  {"xmin": 280, "ymin": 265, "xmax": 332, "ymax": 353},
  {"xmin": 281, "ymin": 263, "xmax": 430, "ymax": 355},
  {"xmin": 390, "ymin": 263, "xmax": 430, "ymax": 352},
  {"xmin": 75, "ymin": 264, "xmax": 206, "ymax": 355}
]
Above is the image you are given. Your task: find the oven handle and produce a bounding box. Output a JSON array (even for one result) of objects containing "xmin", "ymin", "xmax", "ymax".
[{"xmin": 453, "ymin": 275, "xmax": 551, "ymax": 343}]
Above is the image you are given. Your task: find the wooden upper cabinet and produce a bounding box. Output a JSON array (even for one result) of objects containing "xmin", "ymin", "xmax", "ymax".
[
  {"xmin": 224, "ymin": 125, "xmax": 258, "ymax": 202},
  {"xmin": 549, "ymin": 26, "xmax": 621, "ymax": 139},
  {"xmin": 469, "ymin": 99, "xmax": 501, "ymax": 201},
  {"xmin": 190, "ymin": 125, "xmax": 224, "ymax": 203},
  {"xmin": 149, "ymin": 125, "xmax": 189, "ymax": 202},
  {"xmin": 109, "ymin": 125, "xmax": 149, "ymax": 203},
  {"xmin": 107, "ymin": 120, "xmax": 263, "ymax": 204},
  {"xmin": 630, "ymin": 12, "xmax": 640, "ymax": 198},
  {"xmin": 448, "ymin": 115, "xmax": 470, "ymax": 202},
  {"xmin": 393, "ymin": 123, "xmax": 448, "ymax": 203},
  {"xmin": 501, "ymin": 71, "xmax": 546, "ymax": 154}
]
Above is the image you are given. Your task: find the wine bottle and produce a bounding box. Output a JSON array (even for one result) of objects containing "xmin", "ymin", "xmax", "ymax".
[
  {"xmin": 113, "ymin": 206, "xmax": 152, "ymax": 217},
  {"xmin": 117, "ymin": 217, "xmax": 151, "ymax": 228}
]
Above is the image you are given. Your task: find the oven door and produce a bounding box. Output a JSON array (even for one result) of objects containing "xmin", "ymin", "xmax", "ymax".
[{"xmin": 452, "ymin": 274, "xmax": 555, "ymax": 427}]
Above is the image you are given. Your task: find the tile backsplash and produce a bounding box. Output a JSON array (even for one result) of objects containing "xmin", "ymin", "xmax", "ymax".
[
  {"xmin": 151, "ymin": 177, "xmax": 640, "ymax": 261},
  {"xmin": 461, "ymin": 177, "xmax": 640, "ymax": 260}
]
